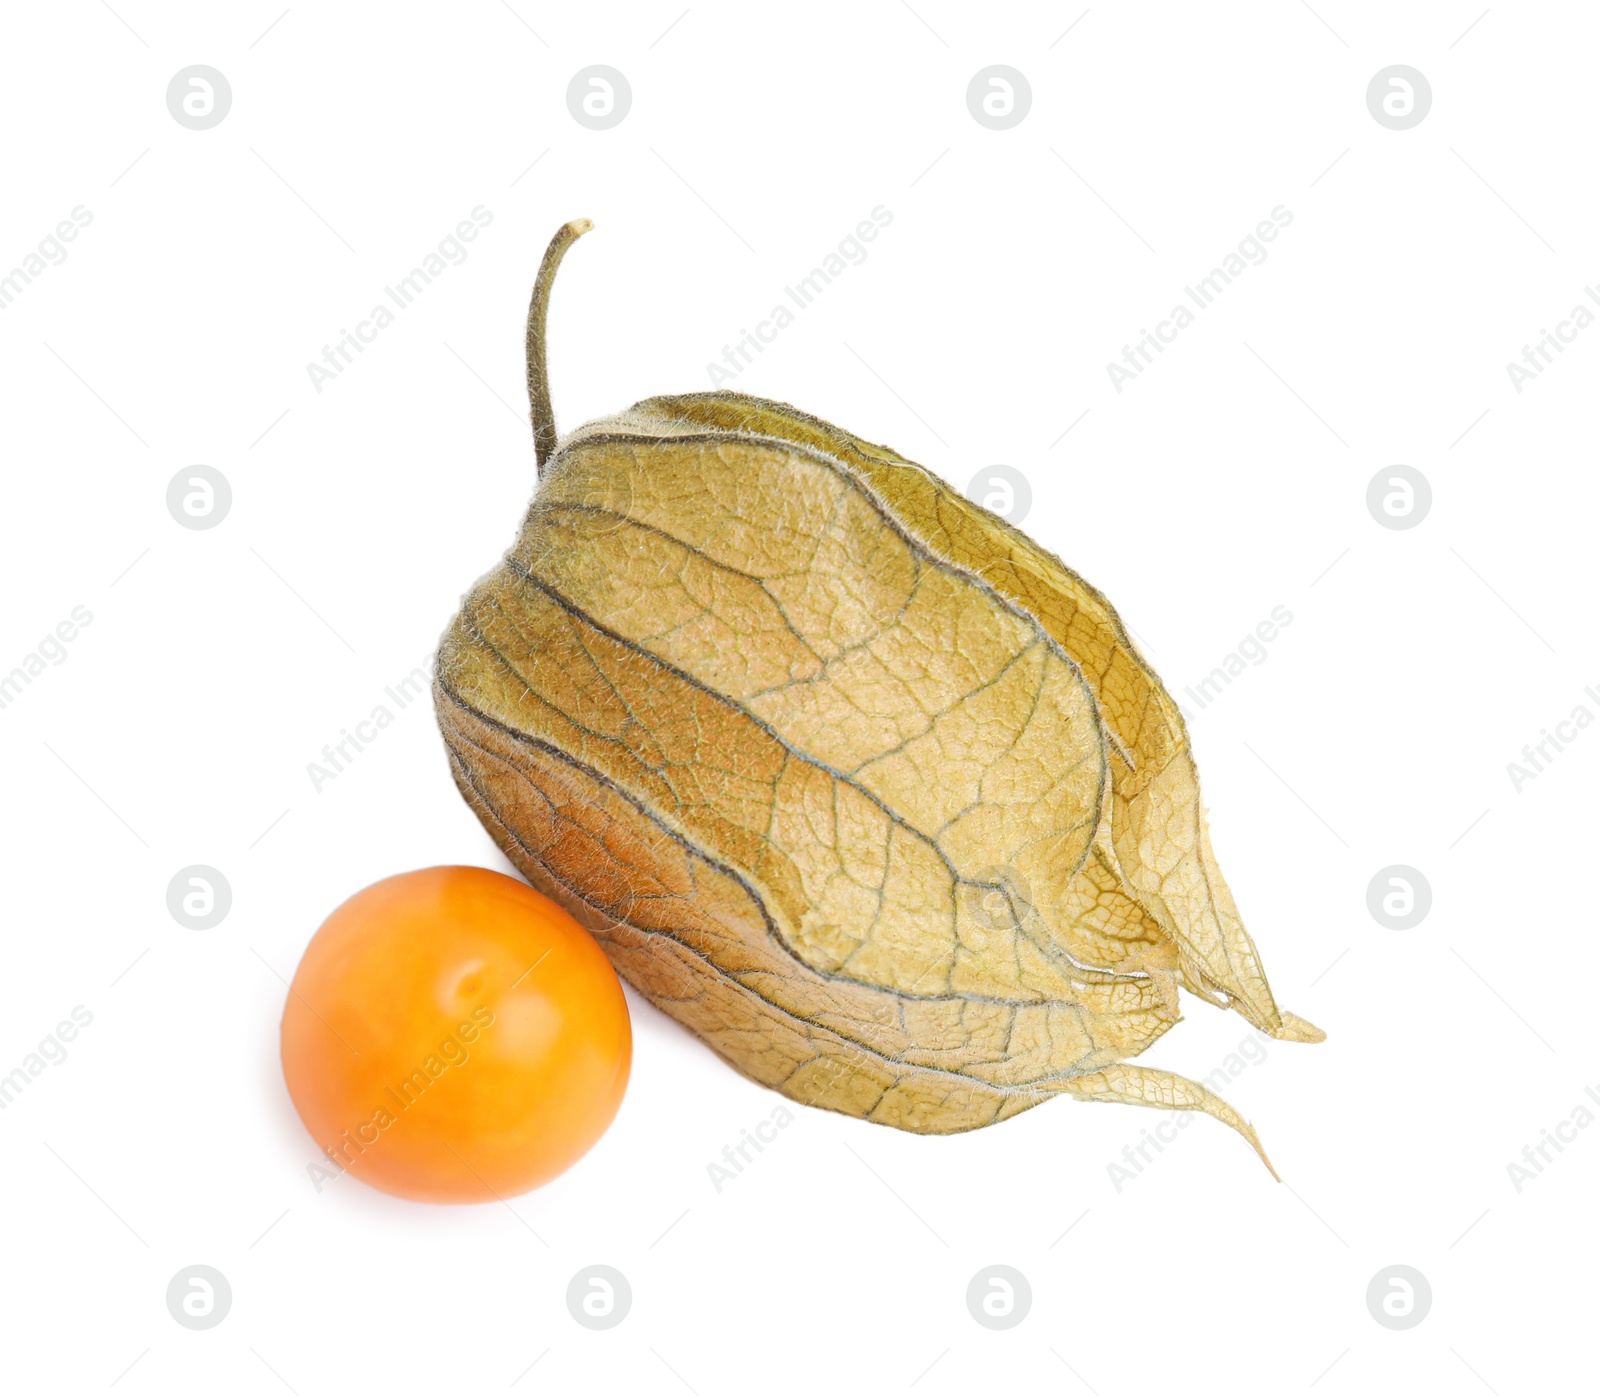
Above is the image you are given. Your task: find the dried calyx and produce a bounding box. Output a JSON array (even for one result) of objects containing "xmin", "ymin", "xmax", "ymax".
[{"xmin": 435, "ymin": 220, "xmax": 1324, "ymax": 1173}]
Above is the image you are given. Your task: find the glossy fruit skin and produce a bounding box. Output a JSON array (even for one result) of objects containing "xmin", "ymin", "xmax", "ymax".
[{"xmin": 281, "ymin": 866, "xmax": 631, "ymax": 1203}]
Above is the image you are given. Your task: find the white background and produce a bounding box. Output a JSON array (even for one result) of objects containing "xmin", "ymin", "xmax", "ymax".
[{"xmin": 2, "ymin": 2, "xmax": 1594, "ymax": 1392}]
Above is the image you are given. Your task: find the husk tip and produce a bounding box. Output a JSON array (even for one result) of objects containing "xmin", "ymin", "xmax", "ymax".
[
  {"xmin": 1274, "ymin": 1011, "xmax": 1326, "ymax": 1044},
  {"xmin": 1238, "ymin": 1118, "xmax": 1280, "ymax": 1181}
]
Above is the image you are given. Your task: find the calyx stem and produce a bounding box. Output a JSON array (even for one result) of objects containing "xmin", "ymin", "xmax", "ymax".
[{"xmin": 527, "ymin": 218, "xmax": 592, "ymax": 476}]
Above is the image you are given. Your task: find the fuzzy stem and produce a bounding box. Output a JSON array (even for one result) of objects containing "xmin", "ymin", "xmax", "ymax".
[{"xmin": 526, "ymin": 218, "xmax": 592, "ymax": 475}]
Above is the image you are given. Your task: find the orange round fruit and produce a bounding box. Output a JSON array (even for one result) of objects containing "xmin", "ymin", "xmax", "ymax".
[{"xmin": 280, "ymin": 866, "xmax": 631, "ymax": 1203}]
